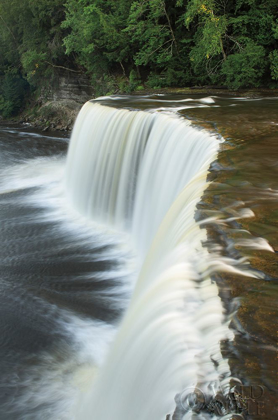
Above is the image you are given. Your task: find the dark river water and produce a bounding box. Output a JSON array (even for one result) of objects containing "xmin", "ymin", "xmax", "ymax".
[
  {"xmin": 0, "ymin": 125, "xmax": 135, "ymax": 419},
  {"xmin": 0, "ymin": 94, "xmax": 277, "ymax": 420}
]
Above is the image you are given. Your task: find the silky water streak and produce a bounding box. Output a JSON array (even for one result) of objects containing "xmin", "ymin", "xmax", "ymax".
[{"xmin": 66, "ymin": 102, "xmax": 231, "ymax": 419}]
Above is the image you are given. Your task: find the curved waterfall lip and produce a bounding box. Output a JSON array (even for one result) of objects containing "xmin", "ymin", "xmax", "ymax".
[
  {"xmin": 1, "ymin": 99, "xmax": 274, "ymax": 420},
  {"xmin": 89, "ymin": 95, "xmax": 220, "ymax": 114},
  {"xmin": 66, "ymin": 101, "xmax": 237, "ymax": 420}
]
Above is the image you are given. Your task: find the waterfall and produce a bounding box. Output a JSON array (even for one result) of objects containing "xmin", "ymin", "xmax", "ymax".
[{"xmin": 66, "ymin": 102, "xmax": 231, "ymax": 419}]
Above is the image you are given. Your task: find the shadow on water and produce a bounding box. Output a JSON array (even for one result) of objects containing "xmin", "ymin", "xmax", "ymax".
[{"xmin": 0, "ymin": 124, "xmax": 133, "ymax": 419}]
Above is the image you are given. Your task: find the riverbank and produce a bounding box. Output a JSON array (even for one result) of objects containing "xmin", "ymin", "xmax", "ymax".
[
  {"xmin": 2, "ymin": 87, "xmax": 278, "ymax": 132},
  {"xmin": 0, "ymin": 99, "xmax": 82, "ymax": 132},
  {"xmin": 22, "ymin": 99, "xmax": 83, "ymax": 132}
]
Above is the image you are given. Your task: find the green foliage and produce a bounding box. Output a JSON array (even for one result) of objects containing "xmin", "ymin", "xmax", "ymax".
[
  {"xmin": 0, "ymin": 0, "xmax": 277, "ymax": 113},
  {"xmin": 90, "ymin": 73, "xmax": 120, "ymax": 97},
  {"xmin": 0, "ymin": 0, "xmax": 68, "ymax": 80},
  {"xmin": 184, "ymin": 0, "xmax": 278, "ymax": 87},
  {"xmin": 0, "ymin": 72, "xmax": 29, "ymax": 117},
  {"xmin": 21, "ymin": 51, "xmax": 47, "ymax": 83},
  {"xmin": 146, "ymin": 73, "xmax": 167, "ymax": 89},
  {"xmin": 269, "ymin": 50, "xmax": 278, "ymax": 81},
  {"xmin": 184, "ymin": 1, "xmax": 228, "ymax": 85},
  {"xmin": 273, "ymin": 19, "xmax": 278, "ymax": 40},
  {"xmin": 221, "ymin": 41, "xmax": 266, "ymax": 89},
  {"xmin": 185, "ymin": 0, "xmax": 228, "ymax": 58},
  {"xmin": 126, "ymin": 0, "xmax": 177, "ymax": 68},
  {"xmin": 62, "ymin": 0, "xmax": 132, "ymax": 76},
  {"xmin": 129, "ymin": 69, "xmax": 140, "ymax": 91}
]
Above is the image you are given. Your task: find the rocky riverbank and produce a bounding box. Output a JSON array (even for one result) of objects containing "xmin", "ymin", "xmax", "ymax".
[
  {"xmin": 22, "ymin": 86, "xmax": 278, "ymax": 131},
  {"xmin": 21, "ymin": 99, "xmax": 82, "ymax": 132},
  {"xmin": 2, "ymin": 84, "xmax": 278, "ymax": 133}
]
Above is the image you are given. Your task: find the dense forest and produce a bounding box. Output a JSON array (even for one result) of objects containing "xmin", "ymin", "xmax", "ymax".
[{"xmin": 0, "ymin": 0, "xmax": 278, "ymax": 117}]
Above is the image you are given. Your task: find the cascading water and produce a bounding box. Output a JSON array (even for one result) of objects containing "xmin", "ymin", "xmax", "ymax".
[
  {"xmin": 66, "ymin": 103, "xmax": 218, "ymax": 258},
  {"xmin": 0, "ymin": 95, "xmax": 275, "ymax": 420},
  {"xmin": 66, "ymin": 102, "xmax": 238, "ymax": 419}
]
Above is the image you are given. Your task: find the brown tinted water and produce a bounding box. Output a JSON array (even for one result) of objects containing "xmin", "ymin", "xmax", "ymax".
[
  {"xmin": 95, "ymin": 93, "xmax": 277, "ymax": 418},
  {"xmin": 0, "ymin": 95, "xmax": 277, "ymax": 419},
  {"xmin": 181, "ymin": 96, "xmax": 278, "ymax": 419}
]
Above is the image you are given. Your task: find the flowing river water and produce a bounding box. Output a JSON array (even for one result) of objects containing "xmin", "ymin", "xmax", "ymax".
[{"xmin": 0, "ymin": 94, "xmax": 277, "ymax": 420}]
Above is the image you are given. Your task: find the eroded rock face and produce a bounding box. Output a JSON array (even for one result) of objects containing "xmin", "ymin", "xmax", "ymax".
[
  {"xmin": 37, "ymin": 69, "xmax": 94, "ymax": 105},
  {"xmin": 33, "ymin": 99, "xmax": 82, "ymax": 131},
  {"xmin": 51, "ymin": 71, "xmax": 94, "ymax": 104},
  {"xmin": 26, "ymin": 70, "xmax": 95, "ymax": 131}
]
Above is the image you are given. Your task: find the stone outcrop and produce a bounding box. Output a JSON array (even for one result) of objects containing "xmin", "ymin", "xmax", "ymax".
[
  {"xmin": 46, "ymin": 70, "xmax": 94, "ymax": 104},
  {"xmin": 25, "ymin": 69, "xmax": 95, "ymax": 131}
]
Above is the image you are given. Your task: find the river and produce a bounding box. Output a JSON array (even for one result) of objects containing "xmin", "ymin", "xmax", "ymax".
[{"xmin": 0, "ymin": 94, "xmax": 277, "ymax": 420}]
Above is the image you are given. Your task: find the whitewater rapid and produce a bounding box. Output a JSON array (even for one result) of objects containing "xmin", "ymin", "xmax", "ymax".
[
  {"xmin": 1, "ymin": 97, "xmax": 271, "ymax": 420},
  {"xmin": 66, "ymin": 102, "xmax": 236, "ymax": 419}
]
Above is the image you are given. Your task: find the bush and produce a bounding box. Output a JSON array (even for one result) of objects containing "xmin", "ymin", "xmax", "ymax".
[
  {"xmin": 129, "ymin": 69, "xmax": 140, "ymax": 91},
  {"xmin": 0, "ymin": 73, "xmax": 29, "ymax": 118},
  {"xmin": 146, "ymin": 73, "xmax": 167, "ymax": 89},
  {"xmin": 21, "ymin": 51, "xmax": 47, "ymax": 84},
  {"xmin": 269, "ymin": 50, "xmax": 278, "ymax": 80},
  {"xmin": 221, "ymin": 41, "xmax": 266, "ymax": 89}
]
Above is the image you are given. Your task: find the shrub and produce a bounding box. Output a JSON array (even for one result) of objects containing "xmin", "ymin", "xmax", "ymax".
[
  {"xmin": 0, "ymin": 73, "xmax": 29, "ymax": 118},
  {"xmin": 269, "ymin": 50, "xmax": 278, "ymax": 80},
  {"xmin": 221, "ymin": 41, "xmax": 266, "ymax": 89}
]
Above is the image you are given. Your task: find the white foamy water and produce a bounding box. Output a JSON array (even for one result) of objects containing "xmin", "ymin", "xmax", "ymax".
[
  {"xmin": 0, "ymin": 100, "xmax": 273, "ymax": 420},
  {"xmin": 65, "ymin": 102, "xmax": 243, "ymax": 419}
]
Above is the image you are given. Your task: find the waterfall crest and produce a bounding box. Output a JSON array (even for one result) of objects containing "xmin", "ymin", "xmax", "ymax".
[
  {"xmin": 66, "ymin": 102, "xmax": 230, "ymax": 419},
  {"xmin": 66, "ymin": 102, "xmax": 218, "ymax": 259}
]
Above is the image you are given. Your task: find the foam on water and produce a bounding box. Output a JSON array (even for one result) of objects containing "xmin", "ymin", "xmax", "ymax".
[
  {"xmin": 0, "ymin": 142, "xmax": 136, "ymax": 419},
  {"xmin": 0, "ymin": 100, "xmax": 273, "ymax": 419},
  {"xmin": 65, "ymin": 102, "xmax": 252, "ymax": 419}
]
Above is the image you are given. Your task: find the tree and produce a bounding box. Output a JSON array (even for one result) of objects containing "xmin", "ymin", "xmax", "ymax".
[
  {"xmin": 125, "ymin": 0, "xmax": 193, "ymax": 86},
  {"xmin": 62, "ymin": 0, "xmax": 133, "ymax": 78},
  {"xmin": 184, "ymin": 0, "xmax": 278, "ymax": 87}
]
